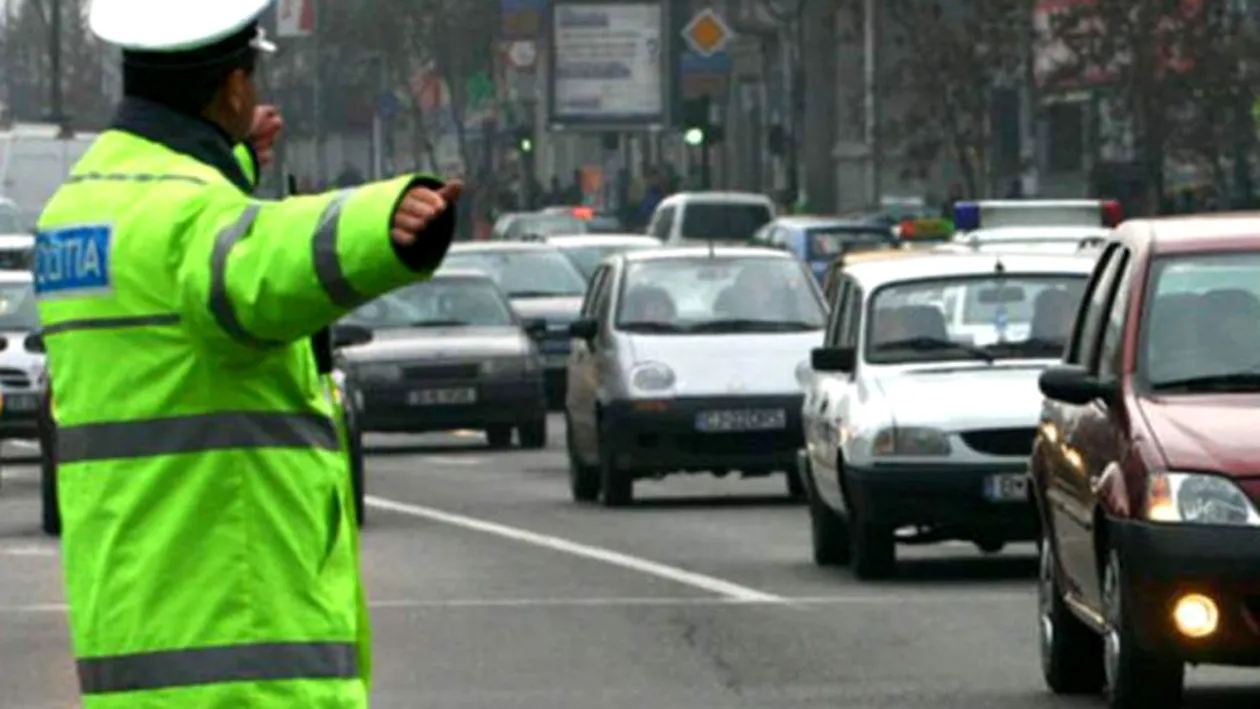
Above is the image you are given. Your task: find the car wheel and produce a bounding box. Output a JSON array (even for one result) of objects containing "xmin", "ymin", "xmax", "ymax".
[
  {"xmin": 1038, "ymin": 532, "xmax": 1103, "ymax": 694},
  {"xmin": 1102, "ymin": 546, "xmax": 1184, "ymax": 709},
  {"xmin": 486, "ymin": 425, "xmax": 513, "ymax": 449},
  {"xmin": 785, "ymin": 468, "xmax": 806, "ymax": 501},
  {"xmin": 597, "ymin": 422, "xmax": 632, "ymax": 507},
  {"xmin": 518, "ymin": 418, "xmax": 547, "ymax": 450},
  {"xmin": 566, "ymin": 417, "xmax": 600, "ymax": 503},
  {"xmin": 847, "ymin": 487, "xmax": 895, "ymax": 580},
  {"xmin": 803, "ymin": 457, "xmax": 849, "ymax": 566}
]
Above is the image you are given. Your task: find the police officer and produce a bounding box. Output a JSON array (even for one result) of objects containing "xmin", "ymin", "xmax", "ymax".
[{"xmin": 33, "ymin": 0, "xmax": 460, "ymax": 706}]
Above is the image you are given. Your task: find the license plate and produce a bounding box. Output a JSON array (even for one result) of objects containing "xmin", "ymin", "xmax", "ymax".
[
  {"xmin": 984, "ymin": 473, "xmax": 1028, "ymax": 502},
  {"xmin": 695, "ymin": 409, "xmax": 787, "ymax": 433},
  {"xmin": 407, "ymin": 388, "xmax": 476, "ymax": 406},
  {"xmin": 4, "ymin": 394, "xmax": 36, "ymax": 412}
]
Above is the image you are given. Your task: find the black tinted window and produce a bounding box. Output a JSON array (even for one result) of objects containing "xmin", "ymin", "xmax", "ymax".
[{"xmin": 679, "ymin": 203, "xmax": 772, "ymax": 241}]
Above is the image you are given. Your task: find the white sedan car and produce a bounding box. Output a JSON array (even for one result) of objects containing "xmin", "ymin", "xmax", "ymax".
[{"xmin": 797, "ymin": 251, "xmax": 1093, "ymax": 579}]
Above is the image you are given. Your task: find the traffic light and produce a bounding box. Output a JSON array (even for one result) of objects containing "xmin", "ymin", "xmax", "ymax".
[
  {"xmin": 514, "ymin": 126, "xmax": 533, "ymax": 153},
  {"xmin": 682, "ymin": 97, "xmax": 710, "ymax": 145}
]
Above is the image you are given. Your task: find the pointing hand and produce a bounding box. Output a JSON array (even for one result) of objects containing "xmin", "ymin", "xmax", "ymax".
[{"xmin": 391, "ymin": 181, "xmax": 464, "ymax": 246}]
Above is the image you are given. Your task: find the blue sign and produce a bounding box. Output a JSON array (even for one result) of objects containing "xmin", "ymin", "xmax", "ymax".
[
  {"xmin": 34, "ymin": 225, "xmax": 113, "ymax": 297},
  {"xmin": 378, "ymin": 91, "xmax": 400, "ymax": 120},
  {"xmin": 680, "ymin": 50, "xmax": 732, "ymax": 74}
]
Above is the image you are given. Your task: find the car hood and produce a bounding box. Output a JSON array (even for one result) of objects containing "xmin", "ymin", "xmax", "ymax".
[
  {"xmin": 508, "ymin": 296, "xmax": 584, "ymax": 322},
  {"xmin": 625, "ymin": 331, "xmax": 822, "ymax": 396},
  {"xmin": 874, "ymin": 363, "xmax": 1048, "ymax": 429},
  {"xmin": 1138, "ymin": 395, "xmax": 1260, "ymax": 476},
  {"xmin": 340, "ymin": 326, "xmax": 529, "ymax": 363}
]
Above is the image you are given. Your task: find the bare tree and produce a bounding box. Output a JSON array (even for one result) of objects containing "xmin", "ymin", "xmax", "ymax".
[
  {"xmin": 874, "ymin": 0, "xmax": 1033, "ymax": 198},
  {"xmin": 0, "ymin": 0, "xmax": 109, "ymax": 126}
]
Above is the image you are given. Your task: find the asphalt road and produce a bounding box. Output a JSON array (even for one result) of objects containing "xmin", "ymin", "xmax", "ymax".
[{"xmin": 1, "ymin": 421, "xmax": 1258, "ymax": 708}]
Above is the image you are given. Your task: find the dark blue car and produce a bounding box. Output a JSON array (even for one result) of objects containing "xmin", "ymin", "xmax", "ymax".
[{"xmin": 752, "ymin": 216, "xmax": 895, "ymax": 282}]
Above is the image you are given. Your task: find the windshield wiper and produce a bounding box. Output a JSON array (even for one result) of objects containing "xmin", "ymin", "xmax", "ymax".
[
  {"xmin": 874, "ymin": 336, "xmax": 994, "ymax": 363},
  {"xmin": 618, "ymin": 321, "xmax": 686, "ymax": 333},
  {"xmin": 410, "ymin": 319, "xmax": 473, "ymax": 328},
  {"xmin": 686, "ymin": 318, "xmax": 819, "ymax": 333},
  {"xmin": 508, "ymin": 290, "xmax": 578, "ymax": 298},
  {"xmin": 1151, "ymin": 372, "xmax": 1260, "ymax": 392}
]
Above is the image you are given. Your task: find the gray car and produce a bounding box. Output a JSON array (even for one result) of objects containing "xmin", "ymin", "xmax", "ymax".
[
  {"xmin": 337, "ymin": 271, "xmax": 549, "ymax": 449},
  {"xmin": 441, "ymin": 242, "xmax": 590, "ymax": 407},
  {"xmin": 0, "ymin": 271, "xmax": 44, "ymax": 443},
  {"xmin": 565, "ymin": 247, "xmax": 827, "ymax": 506}
]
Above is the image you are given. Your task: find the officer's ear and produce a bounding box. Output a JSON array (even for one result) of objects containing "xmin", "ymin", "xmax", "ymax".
[{"xmin": 221, "ymin": 68, "xmax": 256, "ymax": 138}]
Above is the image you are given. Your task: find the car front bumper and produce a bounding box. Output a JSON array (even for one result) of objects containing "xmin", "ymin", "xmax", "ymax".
[
  {"xmin": 844, "ymin": 462, "xmax": 1037, "ymax": 540},
  {"xmin": 359, "ymin": 376, "xmax": 546, "ymax": 433},
  {"xmin": 1113, "ymin": 518, "xmax": 1260, "ymax": 665},
  {"xmin": 602, "ymin": 395, "xmax": 804, "ymax": 476}
]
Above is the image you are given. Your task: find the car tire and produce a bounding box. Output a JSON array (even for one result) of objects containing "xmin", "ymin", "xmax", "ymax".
[
  {"xmin": 597, "ymin": 422, "xmax": 632, "ymax": 507},
  {"xmin": 1102, "ymin": 545, "xmax": 1184, "ymax": 709},
  {"xmin": 486, "ymin": 425, "xmax": 513, "ymax": 450},
  {"xmin": 785, "ymin": 468, "xmax": 806, "ymax": 501},
  {"xmin": 803, "ymin": 457, "xmax": 850, "ymax": 567},
  {"xmin": 518, "ymin": 418, "xmax": 547, "ymax": 450},
  {"xmin": 1038, "ymin": 532, "xmax": 1103, "ymax": 694},
  {"xmin": 566, "ymin": 416, "xmax": 600, "ymax": 503}
]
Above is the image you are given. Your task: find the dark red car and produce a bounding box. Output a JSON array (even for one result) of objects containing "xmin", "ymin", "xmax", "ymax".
[{"xmin": 1032, "ymin": 215, "xmax": 1260, "ymax": 709}]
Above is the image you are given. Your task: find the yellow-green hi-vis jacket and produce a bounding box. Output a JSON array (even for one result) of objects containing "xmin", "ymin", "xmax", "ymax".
[{"xmin": 33, "ymin": 98, "xmax": 454, "ymax": 708}]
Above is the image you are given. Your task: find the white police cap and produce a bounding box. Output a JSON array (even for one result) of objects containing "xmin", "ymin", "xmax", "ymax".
[{"xmin": 88, "ymin": 0, "xmax": 277, "ymax": 52}]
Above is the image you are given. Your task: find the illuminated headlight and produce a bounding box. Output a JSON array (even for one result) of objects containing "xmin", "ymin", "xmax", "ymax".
[
  {"xmin": 480, "ymin": 357, "xmax": 538, "ymax": 376},
  {"xmin": 630, "ymin": 362, "xmax": 675, "ymax": 392},
  {"xmin": 871, "ymin": 426, "xmax": 952, "ymax": 456},
  {"xmin": 357, "ymin": 363, "xmax": 403, "ymax": 382},
  {"xmin": 1147, "ymin": 472, "xmax": 1260, "ymax": 527}
]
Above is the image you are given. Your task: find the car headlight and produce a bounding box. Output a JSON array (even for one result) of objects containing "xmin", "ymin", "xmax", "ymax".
[
  {"xmin": 1147, "ymin": 471, "xmax": 1260, "ymax": 527},
  {"xmin": 630, "ymin": 362, "xmax": 675, "ymax": 392},
  {"xmin": 357, "ymin": 363, "xmax": 403, "ymax": 382},
  {"xmin": 871, "ymin": 426, "xmax": 952, "ymax": 456},
  {"xmin": 480, "ymin": 356, "xmax": 538, "ymax": 376}
]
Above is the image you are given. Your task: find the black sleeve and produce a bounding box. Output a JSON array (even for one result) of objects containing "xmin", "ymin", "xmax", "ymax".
[{"xmin": 390, "ymin": 176, "xmax": 458, "ymax": 273}]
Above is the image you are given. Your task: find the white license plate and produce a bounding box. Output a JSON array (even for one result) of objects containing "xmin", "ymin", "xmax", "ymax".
[
  {"xmin": 984, "ymin": 473, "xmax": 1028, "ymax": 502},
  {"xmin": 4, "ymin": 394, "xmax": 36, "ymax": 412},
  {"xmin": 695, "ymin": 409, "xmax": 787, "ymax": 433},
  {"xmin": 407, "ymin": 388, "xmax": 477, "ymax": 406}
]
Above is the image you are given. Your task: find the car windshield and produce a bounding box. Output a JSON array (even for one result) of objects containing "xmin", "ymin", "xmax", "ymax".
[
  {"xmin": 1142, "ymin": 253, "xmax": 1260, "ymax": 391},
  {"xmin": 442, "ymin": 249, "xmax": 588, "ymax": 298},
  {"xmin": 562, "ymin": 243, "xmax": 655, "ymax": 279},
  {"xmin": 679, "ymin": 202, "xmax": 773, "ymax": 241},
  {"xmin": 806, "ymin": 226, "xmax": 891, "ymax": 260},
  {"xmin": 344, "ymin": 278, "xmax": 515, "ymax": 329},
  {"xmin": 615, "ymin": 256, "xmax": 825, "ymax": 334},
  {"xmin": 866, "ymin": 274, "xmax": 1087, "ymax": 364},
  {"xmin": 0, "ymin": 205, "xmax": 20, "ymax": 234},
  {"xmin": 509, "ymin": 215, "xmax": 586, "ymax": 239},
  {"xmin": 0, "ymin": 282, "xmax": 40, "ymax": 331}
]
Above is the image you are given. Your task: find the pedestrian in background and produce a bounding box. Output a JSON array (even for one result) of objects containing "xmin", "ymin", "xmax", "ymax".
[{"xmin": 33, "ymin": 0, "xmax": 461, "ymax": 706}]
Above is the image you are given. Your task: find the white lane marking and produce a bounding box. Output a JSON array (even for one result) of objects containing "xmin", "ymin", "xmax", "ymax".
[
  {"xmin": 367, "ymin": 495, "xmax": 785, "ymax": 603},
  {"xmin": 0, "ymin": 592, "xmax": 1029, "ymax": 615},
  {"xmin": 419, "ymin": 456, "xmax": 485, "ymax": 466}
]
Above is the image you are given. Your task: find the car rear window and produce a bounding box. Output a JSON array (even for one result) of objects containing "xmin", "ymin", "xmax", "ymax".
[{"xmin": 679, "ymin": 202, "xmax": 773, "ymax": 242}]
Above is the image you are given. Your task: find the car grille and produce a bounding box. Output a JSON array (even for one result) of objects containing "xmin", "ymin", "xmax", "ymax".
[
  {"xmin": 402, "ymin": 363, "xmax": 481, "ymax": 381},
  {"xmin": 0, "ymin": 368, "xmax": 31, "ymax": 389},
  {"xmin": 960, "ymin": 428, "xmax": 1036, "ymax": 457}
]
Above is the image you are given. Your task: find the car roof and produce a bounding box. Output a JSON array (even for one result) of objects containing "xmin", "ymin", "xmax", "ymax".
[
  {"xmin": 448, "ymin": 241, "xmax": 557, "ymax": 253},
  {"xmin": 545, "ymin": 234, "xmax": 661, "ymax": 247},
  {"xmin": 620, "ymin": 246, "xmax": 792, "ymax": 263},
  {"xmin": 842, "ymin": 251, "xmax": 1096, "ymax": 290},
  {"xmin": 771, "ymin": 215, "xmax": 881, "ymax": 229},
  {"xmin": 957, "ymin": 226, "xmax": 1111, "ymax": 243},
  {"xmin": 429, "ymin": 268, "xmax": 497, "ymax": 281},
  {"xmin": 659, "ymin": 191, "xmax": 774, "ymax": 206},
  {"xmin": 1124, "ymin": 214, "xmax": 1260, "ymax": 254}
]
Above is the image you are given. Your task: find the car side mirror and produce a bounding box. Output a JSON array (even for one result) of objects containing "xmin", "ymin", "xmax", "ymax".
[
  {"xmin": 23, "ymin": 332, "xmax": 42, "ymax": 353},
  {"xmin": 569, "ymin": 318, "xmax": 598, "ymax": 342},
  {"xmin": 811, "ymin": 346, "xmax": 855, "ymax": 373},
  {"xmin": 523, "ymin": 318, "xmax": 547, "ymax": 338},
  {"xmin": 1039, "ymin": 364, "xmax": 1115, "ymax": 405},
  {"xmin": 331, "ymin": 323, "xmax": 373, "ymax": 349}
]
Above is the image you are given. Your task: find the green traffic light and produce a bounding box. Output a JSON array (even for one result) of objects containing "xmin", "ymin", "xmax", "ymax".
[
  {"xmin": 519, "ymin": 138, "xmax": 533, "ymax": 153},
  {"xmin": 684, "ymin": 128, "xmax": 704, "ymax": 146}
]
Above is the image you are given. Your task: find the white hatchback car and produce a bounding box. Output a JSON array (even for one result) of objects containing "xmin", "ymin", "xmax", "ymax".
[{"xmin": 797, "ymin": 251, "xmax": 1094, "ymax": 579}]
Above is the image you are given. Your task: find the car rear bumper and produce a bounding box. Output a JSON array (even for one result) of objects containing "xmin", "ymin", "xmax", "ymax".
[
  {"xmin": 602, "ymin": 395, "xmax": 803, "ymax": 476},
  {"xmin": 1113, "ymin": 518, "xmax": 1260, "ymax": 664},
  {"xmin": 845, "ymin": 463, "xmax": 1037, "ymax": 540},
  {"xmin": 360, "ymin": 378, "xmax": 546, "ymax": 433}
]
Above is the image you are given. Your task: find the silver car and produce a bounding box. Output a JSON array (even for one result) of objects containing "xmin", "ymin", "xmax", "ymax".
[
  {"xmin": 337, "ymin": 270, "xmax": 549, "ymax": 449},
  {"xmin": 0, "ymin": 271, "xmax": 44, "ymax": 443},
  {"xmin": 527, "ymin": 233, "xmax": 664, "ymax": 281},
  {"xmin": 565, "ymin": 247, "xmax": 827, "ymax": 506}
]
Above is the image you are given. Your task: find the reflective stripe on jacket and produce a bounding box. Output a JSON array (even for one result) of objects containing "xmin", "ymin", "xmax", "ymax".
[{"xmin": 34, "ymin": 98, "xmax": 453, "ymax": 708}]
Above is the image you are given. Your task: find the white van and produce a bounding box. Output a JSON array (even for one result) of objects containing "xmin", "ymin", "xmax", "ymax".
[{"xmin": 645, "ymin": 191, "xmax": 775, "ymax": 246}]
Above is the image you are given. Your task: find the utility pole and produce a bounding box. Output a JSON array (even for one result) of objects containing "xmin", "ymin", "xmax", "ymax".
[
  {"xmin": 862, "ymin": 0, "xmax": 881, "ymax": 209},
  {"xmin": 49, "ymin": 0, "xmax": 65, "ymax": 126},
  {"xmin": 311, "ymin": 0, "xmax": 326, "ymax": 187}
]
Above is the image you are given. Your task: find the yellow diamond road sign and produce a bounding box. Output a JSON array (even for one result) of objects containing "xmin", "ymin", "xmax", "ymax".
[{"xmin": 683, "ymin": 8, "xmax": 733, "ymax": 57}]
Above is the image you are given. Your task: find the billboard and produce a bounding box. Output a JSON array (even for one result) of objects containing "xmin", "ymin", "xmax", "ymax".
[{"xmin": 547, "ymin": 1, "xmax": 668, "ymax": 130}]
